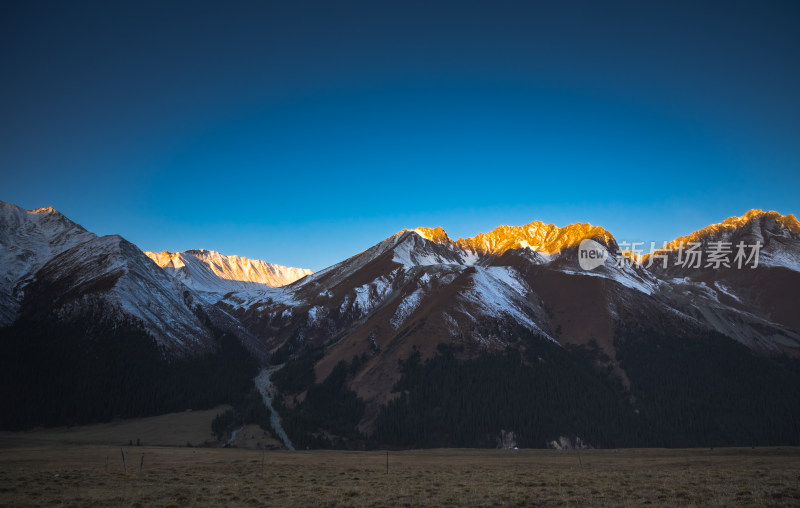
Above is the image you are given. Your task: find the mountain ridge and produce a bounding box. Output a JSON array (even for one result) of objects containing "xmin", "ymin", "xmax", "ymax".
[
  {"xmin": 410, "ymin": 221, "xmax": 617, "ymax": 257},
  {"xmin": 145, "ymin": 249, "xmax": 312, "ymax": 297},
  {"xmin": 0, "ymin": 201, "xmax": 96, "ymax": 326},
  {"xmin": 2, "ymin": 200, "xmax": 800, "ymax": 448}
]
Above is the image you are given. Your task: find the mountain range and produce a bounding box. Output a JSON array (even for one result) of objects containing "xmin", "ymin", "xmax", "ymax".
[{"xmin": 1, "ymin": 199, "xmax": 799, "ymax": 448}]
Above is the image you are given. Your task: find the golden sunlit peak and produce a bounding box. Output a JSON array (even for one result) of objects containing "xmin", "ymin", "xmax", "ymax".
[
  {"xmin": 644, "ymin": 209, "xmax": 800, "ymax": 261},
  {"xmin": 31, "ymin": 206, "xmax": 60, "ymax": 215},
  {"xmin": 412, "ymin": 227, "xmax": 452, "ymax": 244},
  {"xmin": 454, "ymin": 221, "xmax": 616, "ymax": 256},
  {"xmin": 719, "ymin": 209, "xmax": 800, "ymax": 233}
]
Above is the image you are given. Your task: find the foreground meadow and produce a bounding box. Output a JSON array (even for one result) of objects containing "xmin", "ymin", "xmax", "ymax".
[{"xmin": 1, "ymin": 444, "xmax": 799, "ymax": 507}]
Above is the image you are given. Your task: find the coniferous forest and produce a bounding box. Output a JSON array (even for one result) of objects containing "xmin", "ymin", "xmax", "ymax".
[
  {"xmin": 4, "ymin": 313, "xmax": 800, "ymax": 450},
  {"xmin": 0, "ymin": 316, "xmax": 258, "ymax": 430},
  {"xmin": 372, "ymin": 337, "xmax": 636, "ymax": 449},
  {"xmin": 369, "ymin": 330, "xmax": 800, "ymax": 449},
  {"xmin": 273, "ymin": 355, "xmax": 365, "ymax": 450},
  {"xmin": 615, "ymin": 327, "xmax": 800, "ymax": 447}
]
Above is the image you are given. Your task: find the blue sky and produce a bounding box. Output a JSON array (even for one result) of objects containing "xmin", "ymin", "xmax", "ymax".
[{"xmin": 2, "ymin": 1, "xmax": 799, "ymax": 270}]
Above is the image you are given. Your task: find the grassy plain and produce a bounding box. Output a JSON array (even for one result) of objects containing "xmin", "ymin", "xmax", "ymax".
[
  {"xmin": 0, "ymin": 405, "xmax": 230, "ymax": 448},
  {"xmin": 1, "ymin": 410, "xmax": 799, "ymax": 506},
  {"xmin": 1, "ymin": 444, "xmax": 799, "ymax": 507}
]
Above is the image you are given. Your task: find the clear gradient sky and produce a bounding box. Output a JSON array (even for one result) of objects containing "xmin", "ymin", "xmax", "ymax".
[{"xmin": 2, "ymin": 1, "xmax": 799, "ymax": 271}]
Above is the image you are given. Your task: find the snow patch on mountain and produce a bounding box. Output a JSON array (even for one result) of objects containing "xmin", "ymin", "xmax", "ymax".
[
  {"xmin": 464, "ymin": 266, "xmax": 548, "ymax": 337},
  {"xmin": 558, "ymin": 259, "xmax": 659, "ymax": 295},
  {"xmin": 390, "ymin": 289, "xmax": 424, "ymax": 329},
  {"xmin": 221, "ymin": 286, "xmax": 302, "ymax": 310},
  {"xmin": 713, "ymin": 282, "xmax": 742, "ymax": 302},
  {"xmin": 0, "ymin": 201, "xmax": 95, "ymax": 325},
  {"xmin": 353, "ymin": 275, "xmax": 394, "ymax": 314},
  {"xmin": 393, "ymin": 233, "xmax": 472, "ymax": 266},
  {"xmin": 307, "ymin": 305, "xmax": 325, "ymax": 325},
  {"xmin": 442, "ymin": 311, "xmax": 460, "ymax": 336},
  {"xmin": 604, "ymin": 264, "xmax": 659, "ymax": 295},
  {"xmin": 27, "ymin": 234, "xmax": 216, "ymax": 352},
  {"xmin": 760, "ymin": 247, "xmax": 800, "ymax": 273},
  {"xmin": 486, "ymin": 265, "xmax": 529, "ymax": 295}
]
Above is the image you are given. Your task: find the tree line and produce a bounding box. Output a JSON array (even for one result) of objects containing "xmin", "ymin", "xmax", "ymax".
[{"xmin": 0, "ymin": 316, "xmax": 258, "ymax": 430}]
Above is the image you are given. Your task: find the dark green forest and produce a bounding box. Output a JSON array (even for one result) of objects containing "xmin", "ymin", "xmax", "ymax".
[
  {"xmin": 273, "ymin": 356, "xmax": 365, "ymax": 449},
  {"xmin": 0, "ymin": 317, "xmax": 258, "ymax": 430},
  {"xmin": 369, "ymin": 330, "xmax": 800, "ymax": 448},
  {"xmin": 372, "ymin": 336, "xmax": 636, "ymax": 448},
  {"xmin": 4, "ymin": 311, "xmax": 800, "ymax": 450},
  {"xmin": 211, "ymin": 388, "xmax": 274, "ymax": 441},
  {"xmin": 615, "ymin": 327, "xmax": 800, "ymax": 447}
]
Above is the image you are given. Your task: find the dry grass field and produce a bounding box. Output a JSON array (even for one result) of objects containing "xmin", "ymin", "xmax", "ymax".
[
  {"xmin": 0, "ymin": 406, "xmax": 231, "ymax": 449},
  {"xmin": 0, "ymin": 411, "xmax": 799, "ymax": 506},
  {"xmin": 1, "ymin": 443, "xmax": 799, "ymax": 507}
]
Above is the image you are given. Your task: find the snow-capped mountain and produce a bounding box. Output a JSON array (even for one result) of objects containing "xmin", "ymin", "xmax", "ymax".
[
  {"xmin": 145, "ymin": 249, "xmax": 312, "ymax": 297},
  {"xmin": 640, "ymin": 209, "xmax": 800, "ymax": 353},
  {"xmin": 0, "ymin": 201, "xmax": 260, "ymax": 356},
  {"xmin": 645, "ymin": 209, "xmax": 800, "ymax": 274},
  {"xmin": 5, "ymin": 200, "xmax": 798, "ymax": 374},
  {"xmin": 223, "ymin": 217, "xmax": 662, "ymax": 358},
  {"xmin": 0, "ymin": 201, "xmax": 282, "ymax": 430},
  {"xmin": 0, "ymin": 202, "xmax": 95, "ymax": 325},
  {"xmin": 18, "ymin": 234, "xmax": 221, "ymax": 354},
  {"xmin": 454, "ymin": 221, "xmax": 616, "ymax": 257},
  {"xmin": 3, "ymin": 200, "xmax": 800, "ymax": 445},
  {"xmin": 214, "ymin": 209, "xmax": 800, "ymax": 423}
]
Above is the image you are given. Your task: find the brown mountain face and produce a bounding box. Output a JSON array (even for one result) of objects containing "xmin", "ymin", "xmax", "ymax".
[
  {"xmin": 4, "ymin": 202, "xmax": 800, "ymax": 444},
  {"xmin": 0, "ymin": 203, "xmax": 268, "ymax": 431},
  {"xmin": 642, "ymin": 210, "xmax": 800, "ymax": 354},
  {"xmin": 217, "ymin": 211, "xmax": 800, "ymax": 434},
  {"xmin": 0, "ymin": 201, "xmax": 265, "ymax": 359},
  {"xmin": 644, "ymin": 210, "xmax": 800, "ymax": 276}
]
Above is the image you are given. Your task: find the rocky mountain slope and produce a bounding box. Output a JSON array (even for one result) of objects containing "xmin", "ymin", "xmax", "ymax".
[
  {"xmin": 0, "ymin": 202, "xmax": 95, "ymax": 326},
  {"xmin": 0, "ymin": 201, "xmax": 271, "ymax": 429},
  {"xmin": 0, "ymin": 201, "xmax": 251, "ymax": 355},
  {"xmin": 2, "ymin": 200, "xmax": 799, "ymax": 447},
  {"xmin": 643, "ymin": 209, "xmax": 800, "ymax": 353},
  {"xmin": 145, "ymin": 249, "xmax": 311, "ymax": 297},
  {"xmin": 214, "ymin": 209, "xmax": 800, "ymax": 447},
  {"xmin": 224, "ymin": 210, "xmax": 800, "ymax": 376}
]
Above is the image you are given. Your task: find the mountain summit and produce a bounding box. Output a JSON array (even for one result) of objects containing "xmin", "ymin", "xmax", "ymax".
[
  {"xmin": 2, "ymin": 202, "xmax": 799, "ymax": 449},
  {"xmin": 145, "ymin": 249, "xmax": 312, "ymax": 297},
  {"xmin": 645, "ymin": 209, "xmax": 800, "ymax": 273},
  {"xmin": 411, "ymin": 221, "xmax": 616, "ymax": 257},
  {"xmin": 0, "ymin": 202, "xmax": 95, "ymax": 325}
]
